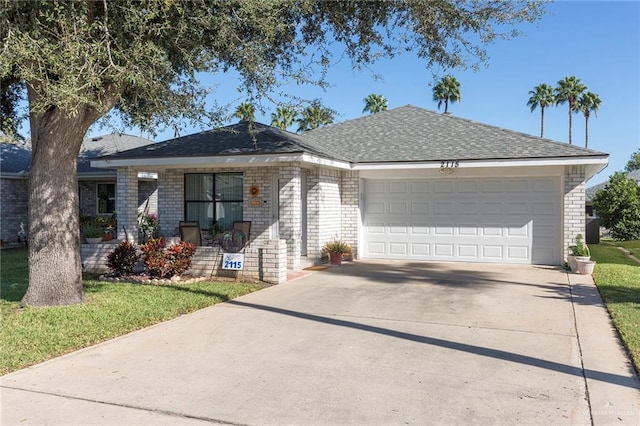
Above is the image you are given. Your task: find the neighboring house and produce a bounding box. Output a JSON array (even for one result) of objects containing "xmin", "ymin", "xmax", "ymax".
[
  {"xmin": 0, "ymin": 133, "xmax": 157, "ymax": 243},
  {"xmin": 585, "ymin": 169, "xmax": 640, "ymax": 216},
  {"xmin": 93, "ymin": 106, "xmax": 608, "ymax": 272}
]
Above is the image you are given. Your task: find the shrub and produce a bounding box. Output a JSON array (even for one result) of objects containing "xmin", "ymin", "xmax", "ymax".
[
  {"xmin": 82, "ymin": 224, "xmax": 105, "ymax": 238},
  {"xmin": 165, "ymin": 241, "xmax": 196, "ymax": 276},
  {"xmin": 140, "ymin": 238, "xmax": 167, "ymax": 278},
  {"xmin": 106, "ymin": 241, "xmax": 140, "ymax": 276},
  {"xmin": 592, "ymin": 172, "xmax": 640, "ymax": 240},
  {"xmin": 140, "ymin": 238, "xmax": 196, "ymax": 278}
]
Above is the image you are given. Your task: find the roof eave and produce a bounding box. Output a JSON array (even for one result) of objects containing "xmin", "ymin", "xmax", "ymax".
[
  {"xmin": 91, "ymin": 152, "xmax": 352, "ymax": 171},
  {"xmin": 352, "ymin": 155, "xmax": 609, "ymax": 170}
]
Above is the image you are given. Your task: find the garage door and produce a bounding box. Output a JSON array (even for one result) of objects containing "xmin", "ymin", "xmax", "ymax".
[{"xmin": 363, "ymin": 177, "xmax": 559, "ymax": 264}]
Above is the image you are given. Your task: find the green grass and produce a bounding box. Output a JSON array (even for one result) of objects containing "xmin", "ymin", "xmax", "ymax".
[
  {"xmin": 611, "ymin": 240, "xmax": 640, "ymax": 258},
  {"xmin": 0, "ymin": 248, "xmax": 263, "ymax": 375},
  {"xmin": 589, "ymin": 241, "xmax": 640, "ymax": 371}
]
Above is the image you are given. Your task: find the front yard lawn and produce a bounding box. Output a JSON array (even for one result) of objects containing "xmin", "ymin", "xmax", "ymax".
[
  {"xmin": 589, "ymin": 240, "xmax": 640, "ymax": 371},
  {"xmin": 0, "ymin": 248, "xmax": 264, "ymax": 375},
  {"xmin": 609, "ymin": 240, "xmax": 640, "ymax": 258}
]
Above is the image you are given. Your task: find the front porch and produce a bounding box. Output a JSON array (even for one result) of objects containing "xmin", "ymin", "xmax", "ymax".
[{"xmin": 110, "ymin": 164, "xmax": 359, "ymax": 282}]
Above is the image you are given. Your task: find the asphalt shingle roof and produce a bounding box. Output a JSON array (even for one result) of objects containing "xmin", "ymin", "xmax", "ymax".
[
  {"xmin": 301, "ymin": 105, "xmax": 607, "ymax": 162},
  {"xmin": 0, "ymin": 134, "xmax": 153, "ymax": 175},
  {"xmin": 0, "ymin": 143, "xmax": 31, "ymax": 174},
  {"xmin": 78, "ymin": 134, "xmax": 155, "ymax": 173},
  {"xmin": 101, "ymin": 121, "xmax": 345, "ymax": 161}
]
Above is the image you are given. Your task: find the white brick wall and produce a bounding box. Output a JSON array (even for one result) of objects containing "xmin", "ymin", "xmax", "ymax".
[
  {"xmin": 304, "ymin": 167, "xmax": 359, "ymax": 261},
  {"xmin": 306, "ymin": 169, "xmax": 321, "ymax": 258},
  {"xmin": 279, "ymin": 165, "xmax": 301, "ymax": 269},
  {"xmin": 243, "ymin": 167, "xmax": 272, "ymax": 243},
  {"xmin": 341, "ymin": 170, "xmax": 360, "ymax": 258},
  {"xmin": 563, "ymin": 165, "xmax": 586, "ymax": 260},
  {"xmin": 116, "ymin": 168, "xmax": 138, "ymax": 242},
  {"xmin": 318, "ymin": 168, "xmax": 342, "ymax": 250},
  {"xmin": 158, "ymin": 169, "xmax": 184, "ymax": 237}
]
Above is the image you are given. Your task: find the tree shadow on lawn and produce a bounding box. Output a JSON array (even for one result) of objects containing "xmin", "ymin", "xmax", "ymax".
[
  {"xmin": 82, "ymin": 277, "xmax": 238, "ymax": 301},
  {"xmin": 0, "ymin": 248, "xmax": 28, "ymax": 302}
]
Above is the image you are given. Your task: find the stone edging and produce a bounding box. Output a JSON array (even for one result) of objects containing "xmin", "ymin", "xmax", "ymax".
[
  {"xmin": 617, "ymin": 247, "xmax": 640, "ymax": 264},
  {"xmin": 99, "ymin": 275, "xmax": 209, "ymax": 285}
]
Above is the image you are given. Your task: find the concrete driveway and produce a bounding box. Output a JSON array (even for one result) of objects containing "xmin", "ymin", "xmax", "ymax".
[{"xmin": 2, "ymin": 261, "xmax": 639, "ymax": 425}]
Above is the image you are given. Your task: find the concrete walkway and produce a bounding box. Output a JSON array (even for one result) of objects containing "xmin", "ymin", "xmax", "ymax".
[{"xmin": 2, "ymin": 261, "xmax": 639, "ymax": 425}]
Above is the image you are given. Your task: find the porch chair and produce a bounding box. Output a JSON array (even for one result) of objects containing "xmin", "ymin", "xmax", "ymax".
[
  {"xmin": 233, "ymin": 221, "xmax": 251, "ymax": 247},
  {"xmin": 179, "ymin": 222, "xmax": 202, "ymax": 246}
]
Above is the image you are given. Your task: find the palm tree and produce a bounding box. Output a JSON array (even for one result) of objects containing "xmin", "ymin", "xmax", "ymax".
[
  {"xmin": 270, "ymin": 106, "xmax": 297, "ymax": 130},
  {"xmin": 526, "ymin": 83, "xmax": 555, "ymax": 138},
  {"xmin": 362, "ymin": 94, "xmax": 388, "ymax": 114},
  {"xmin": 432, "ymin": 75, "xmax": 461, "ymax": 113},
  {"xmin": 233, "ymin": 102, "xmax": 255, "ymax": 122},
  {"xmin": 555, "ymin": 76, "xmax": 586, "ymax": 144},
  {"xmin": 578, "ymin": 92, "xmax": 601, "ymax": 148},
  {"xmin": 296, "ymin": 101, "xmax": 335, "ymax": 132}
]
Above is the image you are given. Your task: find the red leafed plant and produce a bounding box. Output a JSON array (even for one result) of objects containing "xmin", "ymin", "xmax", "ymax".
[
  {"xmin": 140, "ymin": 238, "xmax": 196, "ymax": 278},
  {"xmin": 106, "ymin": 240, "xmax": 140, "ymax": 277}
]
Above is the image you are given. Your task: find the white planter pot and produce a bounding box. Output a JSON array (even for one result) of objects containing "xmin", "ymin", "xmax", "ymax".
[
  {"xmin": 571, "ymin": 256, "xmax": 590, "ymax": 272},
  {"xmin": 85, "ymin": 237, "xmax": 103, "ymax": 244},
  {"xmin": 576, "ymin": 259, "xmax": 596, "ymax": 275}
]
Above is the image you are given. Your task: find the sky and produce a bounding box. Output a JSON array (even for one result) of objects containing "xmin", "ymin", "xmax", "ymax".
[{"xmin": 100, "ymin": 1, "xmax": 639, "ymax": 186}]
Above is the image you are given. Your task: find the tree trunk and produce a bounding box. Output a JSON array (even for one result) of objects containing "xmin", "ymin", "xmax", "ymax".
[
  {"xmin": 568, "ymin": 106, "xmax": 573, "ymax": 144},
  {"xmin": 585, "ymin": 115, "xmax": 589, "ymax": 148},
  {"xmin": 540, "ymin": 106, "xmax": 544, "ymax": 138},
  {"xmin": 21, "ymin": 89, "xmax": 97, "ymax": 306}
]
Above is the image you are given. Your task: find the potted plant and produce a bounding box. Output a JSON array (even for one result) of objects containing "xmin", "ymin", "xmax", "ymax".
[
  {"xmin": 323, "ymin": 239, "xmax": 351, "ymax": 266},
  {"xmin": 82, "ymin": 224, "xmax": 105, "ymax": 243},
  {"xmin": 343, "ymin": 245, "xmax": 354, "ymax": 262},
  {"xmin": 568, "ymin": 234, "xmax": 590, "ymax": 272},
  {"xmin": 576, "ymin": 258, "xmax": 596, "ymax": 275}
]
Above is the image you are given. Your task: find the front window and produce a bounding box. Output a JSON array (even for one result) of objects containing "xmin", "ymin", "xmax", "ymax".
[
  {"xmin": 184, "ymin": 173, "xmax": 243, "ymax": 231},
  {"xmin": 97, "ymin": 183, "xmax": 116, "ymax": 214}
]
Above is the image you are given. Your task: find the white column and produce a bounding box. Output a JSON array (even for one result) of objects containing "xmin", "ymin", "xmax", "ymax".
[
  {"xmin": 279, "ymin": 165, "xmax": 301, "ymax": 270},
  {"xmin": 116, "ymin": 167, "xmax": 138, "ymax": 243},
  {"xmin": 563, "ymin": 165, "xmax": 586, "ymax": 261}
]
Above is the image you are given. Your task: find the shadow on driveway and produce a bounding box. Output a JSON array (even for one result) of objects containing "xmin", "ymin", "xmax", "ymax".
[{"xmin": 227, "ymin": 299, "xmax": 639, "ymax": 389}]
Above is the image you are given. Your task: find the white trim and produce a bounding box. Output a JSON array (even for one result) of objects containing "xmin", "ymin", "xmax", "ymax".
[
  {"xmin": 352, "ymin": 156, "xmax": 608, "ymax": 170},
  {"xmin": 300, "ymin": 153, "xmax": 351, "ymax": 170},
  {"xmin": 93, "ymin": 153, "xmax": 607, "ymax": 174},
  {"xmin": 92, "ymin": 153, "xmax": 351, "ymax": 170}
]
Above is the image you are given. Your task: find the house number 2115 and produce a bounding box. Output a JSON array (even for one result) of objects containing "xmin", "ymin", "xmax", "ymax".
[{"xmin": 440, "ymin": 160, "xmax": 460, "ymax": 168}]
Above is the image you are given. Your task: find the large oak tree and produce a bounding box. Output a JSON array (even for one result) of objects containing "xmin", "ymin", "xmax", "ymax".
[{"xmin": 1, "ymin": 0, "xmax": 545, "ymax": 306}]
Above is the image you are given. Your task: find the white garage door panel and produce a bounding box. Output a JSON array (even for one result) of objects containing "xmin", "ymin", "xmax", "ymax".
[{"xmin": 363, "ymin": 178, "xmax": 559, "ymax": 264}]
